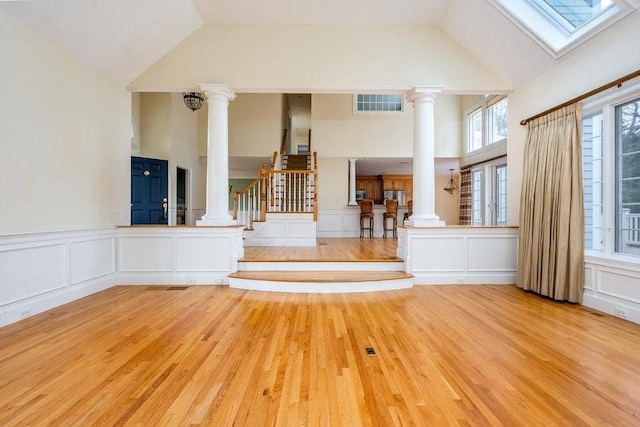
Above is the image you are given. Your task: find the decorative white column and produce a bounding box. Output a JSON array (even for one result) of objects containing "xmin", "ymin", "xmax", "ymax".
[
  {"xmin": 408, "ymin": 86, "xmax": 445, "ymax": 227},
  {"xmin": 197, "ymin": 84, "xmax": 237, "ymax": 227},
  {"xmin": 348, "ymin": 158, "xmax": 358, "ymax": 206}
]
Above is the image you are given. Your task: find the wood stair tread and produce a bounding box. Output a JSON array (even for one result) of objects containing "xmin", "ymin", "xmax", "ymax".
[
  {"xmin": 228, "ymin": 271, "xmax": 413, "ymax": 283},
  {"xmin": 239, "ymin": 258, "xmax": 403, "ymax": 263}
]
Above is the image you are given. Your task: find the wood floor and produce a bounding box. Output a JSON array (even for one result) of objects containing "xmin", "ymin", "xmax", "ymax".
[
  {"xmin": 1, "ymin": 285, "xmax": 640, "ymax": 425},
  {"xmin": 240, "ymin": 238, "xmax": 401, "ymax": 262}
]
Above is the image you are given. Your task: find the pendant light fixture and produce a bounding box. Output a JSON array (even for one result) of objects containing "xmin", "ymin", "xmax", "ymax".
[
  {"xmin": 443, "ymin": 168, "xmax": 459, "ymax": 194},
  {"xmin": 182, "ymin": 92, "xmax": 204, "ymax": 112}
]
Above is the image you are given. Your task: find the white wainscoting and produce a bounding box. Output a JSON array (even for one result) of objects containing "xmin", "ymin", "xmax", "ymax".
[
  {"xmin": 584, "ymin": 255, "xmax": 640, "ymax": 324},
  {"xmin": 243, "ymin": 213, "xmax": 316, "ymax": 246},
  {"xmin": 398, "ymin": 226, "xmax": 519, "ymax": 284},
  {"xmin": 317, "ymin": 207, "xmax": 409, "ymax": 238},
  {"xmin": 0, "ymin": 228, "xmax": 116, "ymax": 327},
  {"xmin": 117, "ymin": 226, "xmax": 244, "ymax": 285}
]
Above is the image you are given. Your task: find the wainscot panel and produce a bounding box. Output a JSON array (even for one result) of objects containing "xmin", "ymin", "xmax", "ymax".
[
  {"xmin": 70, "ymin": 237, "xmax": 116, "ymax": 284},
  {"xmin": 0, "ymin": 229, "xmax": 116, "ymax": 328},
  {"xmin": 398, "ymin": 226, "xmax": 518, "ymax": 285},
  {"xmin": 584, "ymin": 255, "xmax": 640, "ymax": 325},
  {"xmin": 116, "ymin": 226, "xmax": 244, "ymax": 285},
  {"xmin": 317, "ymin": 208, "xmax": 408, "ymax": 238}
]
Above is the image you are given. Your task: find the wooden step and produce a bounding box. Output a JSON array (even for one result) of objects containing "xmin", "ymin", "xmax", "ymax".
[
  {"xmin": 228, "ymin": 270, "xmax": 414, "ymax": 293},
  {"xmin": 238, "ymin": 260, "xmax": 404, "ymax": 272}
]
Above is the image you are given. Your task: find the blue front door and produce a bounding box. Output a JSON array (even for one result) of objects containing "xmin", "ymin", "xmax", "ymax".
[{"xmin": 131, "ymin": 157, "xmax": 168, "ymax": 225}]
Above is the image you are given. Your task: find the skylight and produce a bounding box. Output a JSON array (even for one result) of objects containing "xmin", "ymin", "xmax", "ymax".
[
  {"xmin": 537, "ymin": 0, "xmax": 615, "ymax": 29},
  {"xmin": 488, "ymin": 0, "xmax": 635, "ymax": 58}
]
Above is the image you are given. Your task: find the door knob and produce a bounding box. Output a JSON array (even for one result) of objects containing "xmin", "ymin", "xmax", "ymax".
[{"xmin": 163, "ymin": 197, "xmax": 168, "ymax": 219}]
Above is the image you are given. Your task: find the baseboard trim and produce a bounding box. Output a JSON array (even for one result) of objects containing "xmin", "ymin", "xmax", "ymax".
[{"xmin": 0, "ymin": 275, "xmax": 115, "ymax": 328}]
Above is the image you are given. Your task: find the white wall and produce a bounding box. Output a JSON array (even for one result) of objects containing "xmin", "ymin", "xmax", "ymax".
[
  {"xmin": 434, "ymin": 95, "xmax": 463, "ymax": 158},
  {"xmin": 311, "ymin": 94, "xmax": 461, "ymax": 158},
  {"xmin": 228, "ymin": 93, "xmax": 285, "ymax": 157},
  {"xmin": 312, "ymin": 94, "xmax": 414, "ymax": 157},
  {"xmin": 317, "ymin": 157, "xmax": 349, "ymax": 209},
  {"xmin": 0, "ymin": 9, "xmax": 131, "ymax": 235},
  {"xmin": 140, "ymin": 93, "xmax": 172, "ymax": 159},
  {"xmin": 0, "ymin": 9, "xmax": 129, "ymax": 325},
  {"xmin": 130, "ymin": 24, "xmax": 508, "ymax": 93},
  {"xmin": 131, "ymin": 92, "xmax": 141, "ymax": 155}
]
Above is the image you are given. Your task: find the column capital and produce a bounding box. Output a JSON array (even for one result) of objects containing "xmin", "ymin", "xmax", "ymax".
[
  {"xmin": 199, "ymin": 83, "xmax": 236, "ymax": 102},
  {"xmin": 407, "ymin": 86, "xmax": 443, "ymax": 103},
  {"xmin": 348, "ymin": 158, "xmax": 358, "ymax": 162}
]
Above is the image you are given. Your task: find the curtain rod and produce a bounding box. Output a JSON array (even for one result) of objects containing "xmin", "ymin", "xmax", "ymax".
[
  {"xmin": 460, "ymin": 154, "xmax": 507, "ymax": 170},
  {"xmin": 520, "ymin": 69, "xmax": 640, "ymax": 126}
]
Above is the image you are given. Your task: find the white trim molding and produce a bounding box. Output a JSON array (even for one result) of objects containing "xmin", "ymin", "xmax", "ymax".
[
  {"xmin": 399, "ymin": 226, "xmax": 519, "ymax": 284},
  {"xmin": 584, "ymin": 255, "xmax": 640, "ymax": 324},
  {"xmin": 117, "ymin": 226, "xmax": 244, "ymax": 285},
  {"xmin": 0, "ymin": 228, "xmax": 117, "ymax": 328}
]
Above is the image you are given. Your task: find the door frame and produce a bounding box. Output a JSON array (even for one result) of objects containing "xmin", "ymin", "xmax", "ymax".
[{"xmin": 175, "ymin": 164, "xmax": 192, "ymax": 225}]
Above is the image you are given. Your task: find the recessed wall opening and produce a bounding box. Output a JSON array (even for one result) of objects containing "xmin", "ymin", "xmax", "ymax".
[{"xmin": 176, "ymin": 166, "xmax": 187, "ymax": 225}]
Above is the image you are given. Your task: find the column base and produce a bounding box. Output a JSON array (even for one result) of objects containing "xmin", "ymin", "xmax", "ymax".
[
  {"xmin": 348, "ymin": 201, "xmax": 358, "ymax": 206},
  {"xmin": 196, "ymin": 216, "xmax": 237, "ymax": 227},
  {"xmin": 407, "ymin": 215, "xmax": 445, "ymax": 228}
]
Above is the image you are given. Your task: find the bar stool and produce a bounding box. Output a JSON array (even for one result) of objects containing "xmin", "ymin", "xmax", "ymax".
[
  {"xmin": 359, "ymin": 199, "xmax": 374, "ymax": 238},
  {"xmin": 403, "ymin": 199, "xmax": 413, "ymax": 225},
  {"xmin": 383, "ymin": 199, "xmax": 399, "ymax": 238}
]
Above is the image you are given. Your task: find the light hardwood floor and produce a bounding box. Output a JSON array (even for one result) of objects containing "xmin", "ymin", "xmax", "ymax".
[
  {"xmin": 241, "ymin": 238, "xmax": 401, "ymax": 262},
  {"xmin": 1, "ymin": 285, "xmax": 640, "ymax": 425}
]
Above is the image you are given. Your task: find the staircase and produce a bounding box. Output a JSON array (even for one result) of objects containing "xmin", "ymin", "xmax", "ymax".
[
  {"xmin": 282, "ymin": 154, "xmax": 311, "ymax": 170},
  {"xmin": 232, "ymin": 151, "xmax": 318, "ymax": 246}
]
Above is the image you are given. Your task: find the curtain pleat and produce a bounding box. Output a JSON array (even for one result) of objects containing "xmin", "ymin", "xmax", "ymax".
[
  {"xmin": 517, "ymin": 104, "xmax": 584, "ymax": 303},
  {"xmin": 458, "ymin": 167, "xmax": 472, "ymax": 226}
]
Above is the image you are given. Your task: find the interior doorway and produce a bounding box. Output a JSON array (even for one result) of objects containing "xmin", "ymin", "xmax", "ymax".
[{"xmin": 176, "ymin": 166, "xmax": 188, "ymax": 225}]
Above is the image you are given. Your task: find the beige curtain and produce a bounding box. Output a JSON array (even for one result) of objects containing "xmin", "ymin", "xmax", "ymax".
[{"xmin": 517, "ymin": 104, "xmax": 584, "ymax": 303}]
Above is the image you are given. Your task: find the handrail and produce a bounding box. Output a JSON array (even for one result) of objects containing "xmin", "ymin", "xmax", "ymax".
[
  {"xmin": 271, "ymin": 151, "xmax": 278, "ymax": 169},
  {"xmin": 232, "ymin": 152, "xmax": 319, "ymax": 228},
  {"xmin": 280, "ymin": 129, "xmax": 288, "ymax": 155}
]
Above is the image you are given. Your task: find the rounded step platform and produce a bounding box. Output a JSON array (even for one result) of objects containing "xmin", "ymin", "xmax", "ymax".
[{"xmin": 228, "ymin": 271, "xmax": 414, "ymax": 293}]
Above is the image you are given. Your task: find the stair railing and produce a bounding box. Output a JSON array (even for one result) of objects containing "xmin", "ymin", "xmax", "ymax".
[{"xmin": 232, "ymin": 152, "xmax": 318, "ymax": 228}]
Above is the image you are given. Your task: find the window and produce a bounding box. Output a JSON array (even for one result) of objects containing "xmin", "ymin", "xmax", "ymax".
[
  {"xmin": 582, "ymin": 80, "xmax": 640, "ymax": 258},
  {"xmin": 583, "ymin": 113, "xmax": 604, "ymax": 250},
  {"xmin": 354, "ymin": 94, "xmax": 403, "ymax": 113},
  {"xmin": 488, "ymin": 0, "xmax": 634, "ymax": 58},
  {"xmin": 470, "ymin": 159, "xmax": 508, "ymax": 226},
  {"xmin": 616, "ymin": 97, "xmax": 640, "ymax": 254},
  {"xmin": 535, "ymin": 0, "xmax": 615, "ymax": 30},
  {"xmin": 469, "ymin": 109, "xmax": 483, "ymax": 152},
  {"xmin": 471, "ymin": 169, "xmax": 484, "ymax": 225},
  {"xmin": 466, "ymin": 96, "xmax": 508, "ymax": 153},
  {"xmin": 495, "ymin": 164, "xmax": 508, "ymax": 226},
  {"xmin": 488, "ymin": 98, "xmax": 508, "ymax": 144}
]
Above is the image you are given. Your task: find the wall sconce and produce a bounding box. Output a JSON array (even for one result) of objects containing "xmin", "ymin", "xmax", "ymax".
[
  {"xmin": 229, "ymin": 185, "xmax": 233, "ymax": 194},
  {"xmin": 182, "ymin": 92, "xmax": 204, "ymax": 112},
  {"xmin": 443, "ymin": 168, "xmax": 459, "ymax": 194}
]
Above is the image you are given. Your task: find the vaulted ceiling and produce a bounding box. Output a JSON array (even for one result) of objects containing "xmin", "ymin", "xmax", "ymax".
[{"xmin": 0, "ymin": 0, "xmax": 634, "ymax": 88}]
